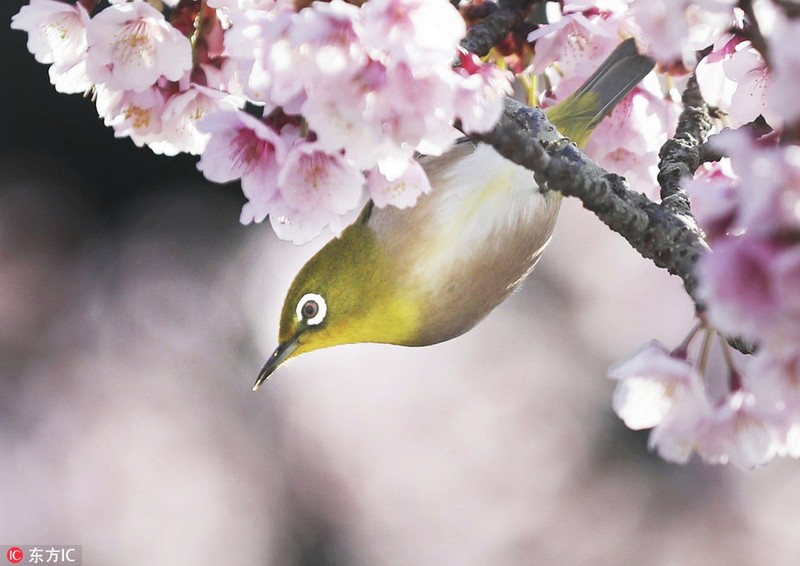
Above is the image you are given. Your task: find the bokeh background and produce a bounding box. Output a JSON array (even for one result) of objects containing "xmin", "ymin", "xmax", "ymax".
[{"xmin": 3, "ymin": 4, "xmax": 800, "ymax": 564}]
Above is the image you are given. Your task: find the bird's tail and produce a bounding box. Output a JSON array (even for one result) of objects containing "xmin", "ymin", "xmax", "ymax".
[{"xmin": 544, "ymin": 38, "xmax": 655, "ymax": 147}]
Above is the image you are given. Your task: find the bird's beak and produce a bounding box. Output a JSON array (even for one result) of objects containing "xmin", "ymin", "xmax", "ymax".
[{"xmin": 252, "ymin": 334, "xmax": 300, "ymax": 391}]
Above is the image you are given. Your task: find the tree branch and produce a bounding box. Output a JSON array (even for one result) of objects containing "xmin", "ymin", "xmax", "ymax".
[
  {"xmin": 469, "ymin": 88, "xmax": 712, "ymax": 311},
  {"xmin": 459, "ymin": 0, "xmax": 538, "ymax": 57},
  {"xmin": 657, "ymin": 75, "xmax": 712, "ymax": 216}
]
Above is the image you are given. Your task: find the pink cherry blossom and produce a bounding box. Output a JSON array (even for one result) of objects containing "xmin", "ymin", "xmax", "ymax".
[
  {"xmin": 149, "ymin": 86, "xmax": 244, "ymax": 156},
  {"xmin": 299, "ymin": 74, "xmax": 383, "ymax": 167},
  {"xmin": 86, "ymin": 1, "xmax": 193, "ymax": 93},
  {"xmin": 197, "ymin": 110, "xmax": 287, "ymax": 221},
  {"xmin": 745, "ymin": 352, "xmax": 800, "ymax": 418},
  {"xmin": 277, "ymin": 141, "xmax": 365, "ymax": 226},
  {"xmin": 268, "ymin": 199, "xmax": 365, "ymax": 245},
  {"xmin": 202, "ymin": 0, "xmax": 510, "ymax": 243},
  {"xmin": 699, "ymin": 236, "xmax": 782, "ymax": 343},
  {"xmin": 684, "ymin": 159, "xmax": 739, "ymax": 241},
  {"xmin": 694, "ymin": 30, "xmax": 782, "ymax": 129},
  {"xmin": 647, "ymin": 385, "xmax": 781, "ymax": 469},
  {"xmin": 528, "ymin": 11, "xmax": 620, "ymax": 86},
  {"xmin": 367, "ymin": 160, "xmax": 432, "ymax": 209},
  {"xmin": 11, "ymin": 0, "xmax": 89, "ymax": 67},
  {"xmin": 367, "ymin": 62, "xmax": 458, "ymax": 158},
  {"xmin": 612, "ymin": 335, "xmax": 798, "ymax": 467},
  {"xmin": 701, "ymin": 236, "xmax": 800, "ymax": 354},
  {"xmin": 360, "ymin": 0, "xmax": 466, "ymax": 67},
  {"xmin": 713, "ymin": 131, "xmax": 800, "ymax": 236},
  {"xmin": 223, "ymin": 7, "xmax": 295, "ymax": 106},
  {"xmin": 288, "ymin": 0, "xmax": 366, "ymax": 79},
  {"xmin": 11, "ymin": 0, "xmax": 92, "ymax": 94},
  {"xmin": 564, "ymin": 0, "xmax": 633, "ymax": 10},
  {"xmin": 741, "ymin": 351, "xmax": 800, "ymax": 460},
  {"xmin": 695, "ymin": 35, "xmax": 739, "ymax": 112},
  {"xmin": 453, "ymin": 50, "xmax": 512, "ymax": 134},
  {"xmin": 207, "ymin": 0, "xmax": 279, "ymax": 12},
  {"xmin": 529, "ymin": 8, "xmax": 674, "ymax": 196},
  {"xmin": 647, "ymin": 386, "xmax": 711, "ymax": 464},
  {"xmin": 47, "ymin": 54, "xmax": 92, "ymax": 95},
  {"xmin": 696, "ymin": 391, "xmax": 780, "ymax": 468},
  {"xmin": 609, "ymin": 341, "xmax": 705, "ymax": 430},
  {"xmin": 95, "ymin": 84, "xmax": 167, "ymax": 148},
  {"xmin": 725, "ymin": 45, "xmax": 777, "ymax": 128},
  {"xmin": 626, "ymin": 0, "xmax": 736, "ymax": 66}
]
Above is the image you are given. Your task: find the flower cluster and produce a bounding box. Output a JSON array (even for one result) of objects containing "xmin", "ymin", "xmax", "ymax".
[
  {"xmin": 610, "ymin": 124, "xmax": 800, "ymax": 468},
  {"xmin": 12, "ymin": 0, "xmax": 244, "ymax": 155},
  {"xmin": 610, "ymin": 334, "xmax": 799, "ymax": 468},
  {"xmin": 528, "ymin": 0, "xmax": 800, "ymax": 467},
  {"xmin": 12, "ymin": 0, "xmax": 510, "ymax": 243}
]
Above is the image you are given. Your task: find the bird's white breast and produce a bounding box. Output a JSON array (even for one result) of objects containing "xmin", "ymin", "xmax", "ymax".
[{"xmin": 408, "ymin": 143, "xmax": 556, "ymax": 291}]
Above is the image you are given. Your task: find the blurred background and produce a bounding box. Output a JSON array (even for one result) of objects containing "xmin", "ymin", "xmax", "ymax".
[{"xmin": 3, "ymin": 4, "xmax": 800, "ymax": 565}]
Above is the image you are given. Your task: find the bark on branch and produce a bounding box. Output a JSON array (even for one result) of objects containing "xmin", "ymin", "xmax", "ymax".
[{"xmin": 459, "ymin": 0, "xmax": 539, "ymax": 57}]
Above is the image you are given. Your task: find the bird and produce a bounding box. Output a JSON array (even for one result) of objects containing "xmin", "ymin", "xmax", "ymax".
[{"xmin": 253, "ymin": 38, "xmax": 655, "ymax": 390}]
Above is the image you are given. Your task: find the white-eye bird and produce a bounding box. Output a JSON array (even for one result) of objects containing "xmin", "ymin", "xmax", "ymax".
[{"xmin": 253, "ymin": 39, "xmax": 654, "ymax": 389}]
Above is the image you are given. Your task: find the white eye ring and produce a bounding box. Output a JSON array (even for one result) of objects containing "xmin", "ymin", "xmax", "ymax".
[{"xmin": 296, "ymin": 293, "xmax": 327, "ymax": 326}]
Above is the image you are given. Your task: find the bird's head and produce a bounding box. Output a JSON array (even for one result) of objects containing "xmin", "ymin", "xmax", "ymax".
[{"xmin": 252, "ymin": 221, "xmax": 421, "ymax": 389}]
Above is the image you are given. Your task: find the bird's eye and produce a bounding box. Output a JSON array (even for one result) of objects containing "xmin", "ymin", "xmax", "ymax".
[
  {"xmin": 296, "ymin": 292, "xmax": 327, "ymax": 326},
  {"xmin": 302, "ymin": 301, "xmax": 318, "ymax": 319}
]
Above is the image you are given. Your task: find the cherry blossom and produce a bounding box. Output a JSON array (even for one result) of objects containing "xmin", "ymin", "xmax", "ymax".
[
  {"xmin": 367, "ymin": 159, "xmax": 432, "ymax": 209},
  {"xmin": 695, "ymin": 35, "xmax": 780, "ymax": 129},
  {"xmin": 454, "ymin": 50, "xmax": 513, "ymax": 134},
  {"xmin": 207, "ymin": 0, "xmax": 279, "ymax": 13},
  {"xmin": 610, "ymin": 332, "xmax": 795, "ymax": 468},
  {"xmin": 713, "ymin": 132, "xmax": 800, "ymax": 236},
  {"xmin": 86, "ymin": 1, "xmax": 193, "ymax": 93},
  {"xmin": 197, "ymin": 109, "xmax": 287, "ymax": 221},
  {"xmin": 625, "ymin": 0, "xmax": 736, "ymax": 66},
  {"xmin": 527, "ymin": 9, "xmax": 621, "ymax": 86},
  {"xmin": 695, "ymin": 35, "xmax": 739, "ymax": 113},
  {"xmin": 359, "ymin": 0, "xmax": 466, "ymax": 67},
  {"xmin": 700, "ymin": 237, "xmax": 790, "ymax": 351},
  {"xmin": 10, "ymin": 0, "xmax": 91, "ymax": 94},
  {"xmin": 277, "ymin": 141, "xmax": 364, "ymax": 219},
  {"xmin": 149, "ymin": 86, "xmax": 245, "ymax": 156},
  {"xmin": 684, "ymin": 159, "xmax": 739, "ymax": 242},
  {"xmin": 696, "ymin": 391, "xmax": 780, "ymax": 468},
  {"xmin": 647, "ymin": 386, "xmax": 711, "ymax": 464},
  {"xmin": 609, "ymin": 341, "xmax": 705, "ymax": 430},
  {"xmin": 95, "ymin": 84, "xmax": 167, "ymax": 148},
  {"xmin": 222, "ymin": 6, "xmax": 296, "ymax": 106}
]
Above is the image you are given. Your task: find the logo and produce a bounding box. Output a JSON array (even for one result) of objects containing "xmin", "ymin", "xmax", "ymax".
[
  {"xmin": 6, "ymin": 548, "xmax": 23, "ymax": 564},
  {"xmin": 3, "ymin": 546, "xmax": 81, "ymax": 565}
]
